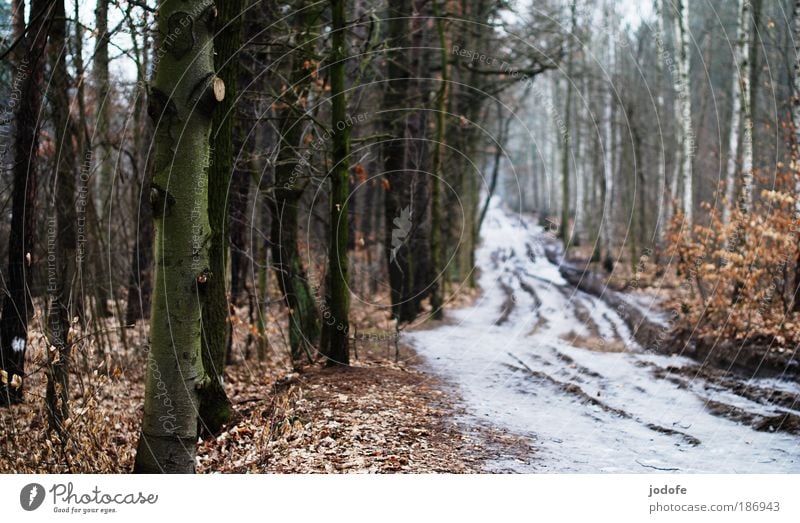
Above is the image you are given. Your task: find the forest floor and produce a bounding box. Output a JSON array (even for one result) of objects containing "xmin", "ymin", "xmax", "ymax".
[
  {"xmin": 3, "ymin": 203, "xmax": 800, "ymax": 473},
  {"xmin": 405, "ymin": 200, "xmax": 800, "ymax": 473},
  {"xmin": 197, "ymin": 345, "xmax": 532, "ymax": 473},
  {"xmin": 0, "ymin": 289, "xmax": 531, "ymax": 473}
]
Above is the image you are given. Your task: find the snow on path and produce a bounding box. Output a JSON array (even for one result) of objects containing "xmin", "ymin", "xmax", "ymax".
[{"xmin": 405, "ymin": 201, "xmax": 800, "ymax": 473}]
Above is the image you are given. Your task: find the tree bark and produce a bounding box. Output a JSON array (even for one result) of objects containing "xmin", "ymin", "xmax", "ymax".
[
  {"xmin": 738, "ymin": 0, "xmax": 754, "ymax": 214},
  {"xmin": 0, "ymin": 0, "xmax": 51, "ymax": 406},
  {"xmin": 270, "ymin": 1, "xmax": 321, "ymax": 365},
  {"xmin": 429, "ymin": 0, "xmax": 448, "ymax": 319},
  {"xmin": 324, "ymin": 0, "xmax": 350, "ymax": 365},
  {"xmin": 92, "ymin": 0, "xmax": 112, "ymax": 318},
  {"xmin": 94, "ymin": 0, "xmax": 111, "ymax": 214},
  {"xmin": 601, "ymin": 4, "xmax": 615, "ymax": 270},
  {"xmin": 228, "ymin": 159, "xmax": 250, "ymax": 304},
  {"xmin": 674, "ymin": 0, "xmax": 693, "ymax": 222},
  {"xmin": 478, "ymin": 99, "xmax": 511, "ymax": 232},
  {"xmin": 199, "ymin": 0, "xmax": 245, "ymax": 436},
  {"xmin": 653, "ymin": 0, "xmax": 669, "ymax": 258},
  {"xmin": 134, "ymin": 0, "xmax": 220, "ymax": 473},
  {"xmin": 44, "ymin": 0, "xmax": 77, "ymax": 434},
  {"xmin": 382, "ymin": 0, "xmax": 423, "ymax": 322},
  {"xmin": 560, "ymin": 0, "xmax": 577, "ymax": 245},
  {"xmin": 724, "ymin": 0, "xmax": 752, "ymax": 221},
  {"xmin": 791, "ymin": 0, "xmax": 800, "ymax": 312},
  {"xmin": 125, "ymin": 13, "xmax": 154, "ymax": 326}
]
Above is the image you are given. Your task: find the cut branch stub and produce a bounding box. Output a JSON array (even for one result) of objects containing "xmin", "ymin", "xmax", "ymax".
[
  {"xmin": 164, "ymin": 11, "xmax": 195, "ymax": 59},
  {"xmin": 212, "ymin": 76, "xmax": 225, "ymax": 102},
  {"xmin": 191, "ymin": 73, "xmax": 225, "ymax": 116},
  {"xmin": 202, "ymin": 4, "xmax": 218, "ymax": 30},
  {"xmin": 147, "ymin": 87, "xmax": 177, "ymax": 122},
  {"xmin": 149, "ymin": 184, "xmax": 176, "ymax": 218}
]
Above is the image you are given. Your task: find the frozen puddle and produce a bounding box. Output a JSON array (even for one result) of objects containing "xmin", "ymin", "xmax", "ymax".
[{"xmin": 406, "ymin": 201, "xmax": 800, "ymax": 473}]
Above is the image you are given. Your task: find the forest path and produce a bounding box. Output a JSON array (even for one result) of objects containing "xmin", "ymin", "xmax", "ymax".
[{"xmin": 405, "ymin": 201, "xmax": 800, "ymax": 472}]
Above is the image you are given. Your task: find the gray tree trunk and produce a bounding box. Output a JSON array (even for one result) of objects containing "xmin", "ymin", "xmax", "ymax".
[{"xmin": 134, "ymin": 0, "xmax": 222, "ymax": 473}]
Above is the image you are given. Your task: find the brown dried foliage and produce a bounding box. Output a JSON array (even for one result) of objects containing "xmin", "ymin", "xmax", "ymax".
[{"xmin": 666, "ymin": 168, "xmax": 800, "ymax": 348}]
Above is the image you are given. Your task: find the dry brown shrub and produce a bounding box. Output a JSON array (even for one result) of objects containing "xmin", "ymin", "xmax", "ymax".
[{"xmin": 667, "ymin": 168, "xmax": 800, "ymax": 346}]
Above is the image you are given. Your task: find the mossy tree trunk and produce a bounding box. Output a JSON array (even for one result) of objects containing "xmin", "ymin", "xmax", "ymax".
[
  {"xmin": 324, "ymin": 0, "xmax": 350, "ymax": 365},
  {"xmin": 134, "ymin": 0, "xmax": 222, "ymax": 473},
  {"xmin": 271, "ymin": 1, "xmax": 321, "ymax": 366},
  {"xmin": 199, "ymin": 0, "xmax": 245, "ymax": 436}
]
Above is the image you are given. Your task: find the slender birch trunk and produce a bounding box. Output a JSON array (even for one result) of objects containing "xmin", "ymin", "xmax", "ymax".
[
  {"xmin": 560, "ymin": 0, "xmax": 577, "ymax": 245},
  {"xmin": 653, "ymin": 0, "xmax": 668, "ymax": 247},
  {"xmin": 790, "ymin": 1, "xmax": 800, "ymax": 311},
  {"xmin": 674, "ymin": 0, "xmax": 693, "ymax": 222},
  {"xmin": 724, "ymin": 0, "xmax": 752, "ymax": 221},
  {"xmin": 794, "ymin": 0, "xmax": 800, "ymax": 211},
  {"xmin": 738, "ymin": 0, "xmax": 754, "ymax": 214}
]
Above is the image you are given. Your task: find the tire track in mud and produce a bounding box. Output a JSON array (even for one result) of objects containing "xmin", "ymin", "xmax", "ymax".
[
  {"xmin": 506, "ymin": 353, "xmax": 702, "ymax": 447},
  {"xmin": 407, "ymin": 202, "xmax": 800, "ymax": 472}
]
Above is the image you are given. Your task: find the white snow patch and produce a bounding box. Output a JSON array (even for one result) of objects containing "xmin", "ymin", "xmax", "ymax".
[{"xmin": 406, "ymin": 203, "xmax": 800, "ymax": 473}]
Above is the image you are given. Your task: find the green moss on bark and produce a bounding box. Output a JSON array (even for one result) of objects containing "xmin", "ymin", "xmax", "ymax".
[{"xmin": 134, "ymin": 0, "xmax": 219, "ymax": 474}]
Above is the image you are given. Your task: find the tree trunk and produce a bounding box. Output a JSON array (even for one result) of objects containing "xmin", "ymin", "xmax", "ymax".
[
  {"xmin": 653, "ymin": 0, "xmax": 669, "ymax": 258},
  {"xmin": 94, "ymin": 0, "xmax": 111, "ymax": 213},
  {"xmin": 125, "ymin": 14, "xmax": 154, "ymax": 326},
  {"xmin": 199, "ymin": 0, "xmax": 244, "ymax": 436},
  {"xmin": 134, "ymin": 0, "xmax": 221, "ymax": 473},
  {"xmin": 749, "ymin": 0, "xmax": 761, "ymax": 169},
  {"xmin": 72, "ymin": 0, "xmax": 89, "ymax": 327},
  {"xmin": 44, "ymin": 0, "xmax": 77, "ymax": 434},
  {"xmin": 0, "ymin": 0, "xmax": 51, "ymax": 406},
  {"xmin": 738, "ymin": 0, "xmax": 753, "ymax": 214},
  {"xmin": 429, "ymin": 0, "xmax": 448, "ymax": 319},
  {"xmin": 601, "ymin": 4, "xmax": 615, "ymax": 270},
  {"xmin": 794, "ymin": 0, "xmax": 800, "ymax": 210},
  {"xmin": 791, "ymin": 0, "xmax": 800, "ymax": 312},
  {"xmin": 574, "ymin": 71, "xmax": 585, "ymax": 245},
  {"xmin": 724, "ymin": 0, "xmax": 752, "ymax": 221},
  {"xmin": 229, "ymin": 160, "xmax": 250, "ymax": 304},
  {"xmin": 271, "ymin": 2, "xmax": 321, "ymax": 365},
  {"xmin": 478, "ymin": 99, "xmax": 510, "ymax": 231},
  {"xmin": 382, "ymin": 0, "xmax": 422, "ymax": 323},
  {"xmin": 324, "ymin": 0, "xmax": 350, "ymax": 365},
  {"xmin": 255, "ymin": 184, "xmax": 270, "ymax": 361},
  {"xmin": 674, "ymin": 0, "xmax": 693, "ymax": 222},
  {"xmin": 92, "ymin": 0, "xmax": 112, "ymax": 318},
  {"xmin": 560, "ymin": 0, "xmax": 577, "ymax": 245},
  {"xmin": 124, "ymin": 159, "xmax": 154, "ymax": 325}
]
